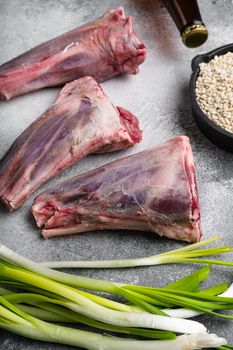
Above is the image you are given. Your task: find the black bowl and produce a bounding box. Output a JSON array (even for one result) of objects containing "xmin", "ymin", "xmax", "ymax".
[{"xmin": 190, "ymin": 43, "xmax": 233, "ymax": 152}]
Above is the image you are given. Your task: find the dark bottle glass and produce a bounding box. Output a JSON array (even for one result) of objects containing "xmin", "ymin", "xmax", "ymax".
[{"xmin": 163, "ymin": 0, "xmax": 208, "ymax": 48}]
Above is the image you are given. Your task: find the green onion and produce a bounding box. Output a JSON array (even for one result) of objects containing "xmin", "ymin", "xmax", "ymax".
[
  {"xmin": 2, "ymin": 292, "xmax": 174, "ymax": 340},
  {"xmin": 0, "ymin": 296, "xmax": 227, "ymax": 350},
  {"xmin": 0, "ymin": 240, "xmax": 222, "ymax": 296},
  {"xmin": 1, "ymin": 243, "xmax": 233, "ymax": 324},
  {"xmin": 0, "ymin": 243, "xmax": 216, "ymax": 304},
  {"xmin": 0, "ymin": 243, "xmax": 232, "ymax": 349},
  {"xmin": 40, "ymin": 236, "xmax": 233, "ymax": 269},
  {"xmin": 0, "ymin": 260, "xmax": 207, "ymax": 334}
]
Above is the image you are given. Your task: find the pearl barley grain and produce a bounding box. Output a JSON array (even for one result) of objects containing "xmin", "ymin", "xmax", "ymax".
[{"xmin": 195, "ymin": 52, "xmax": 233, "ymax": 133}]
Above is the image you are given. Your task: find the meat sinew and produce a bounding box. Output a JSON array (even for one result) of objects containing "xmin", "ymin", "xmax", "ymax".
[
  {"xmin": 32, "ymin": 136, "xmax": 201, "ymax": 243},
  {"xmin": 0, "ymin": 76, "xmax": 142, "ymax": 210},
  {"xmin": 0, "ymin": 7, "xmax": 146, "ymax": 101}
]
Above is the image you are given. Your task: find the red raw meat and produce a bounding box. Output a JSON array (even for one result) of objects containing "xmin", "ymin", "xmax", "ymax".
[
  {"xmin": 0, "ymin": 7, "xmax": 146, "ymax": 100},
  {"xmin": 32, "ymin": 136, "xmax": 201, "ymax": 243},
  {"xmin": 0, "ymin": 76, "xmax": 142, "ymax": 210}
]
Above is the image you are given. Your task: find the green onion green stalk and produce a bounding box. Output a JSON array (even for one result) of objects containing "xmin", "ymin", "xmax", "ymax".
[{"xmin": 41, "ymin": 236, "xmax": 233, "ymax": 269}]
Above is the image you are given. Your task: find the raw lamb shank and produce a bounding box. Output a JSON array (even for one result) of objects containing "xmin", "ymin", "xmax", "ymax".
[
  {"xmin": 32, "ymin": 136, "xmax": 201, "ymax": 243},
  {"xmin": 0, "ymin": 76, "xmax": 142, "ymax": 210},
  {"xmin": 0, "ymin": 7, "xmax": 146, "ymax": 100}
]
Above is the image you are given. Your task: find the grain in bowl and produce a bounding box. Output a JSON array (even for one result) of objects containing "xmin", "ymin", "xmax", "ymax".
[{"xmin": 195, "ymin": 52, "xmax": 233, "ymax": 133}]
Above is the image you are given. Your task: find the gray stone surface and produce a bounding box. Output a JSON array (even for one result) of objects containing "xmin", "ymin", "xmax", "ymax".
[{"xmin": 0, "ymin": 0, "xmax": 233, "ymax": 348}]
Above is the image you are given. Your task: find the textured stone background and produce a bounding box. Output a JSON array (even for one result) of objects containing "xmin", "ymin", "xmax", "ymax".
[{"xmin": 0, "ymin": 0, "xmax": 233, "ymax": 348}]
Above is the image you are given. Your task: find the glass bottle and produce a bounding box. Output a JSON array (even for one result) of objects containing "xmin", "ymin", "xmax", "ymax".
[{"xmin": 163, "ymin": 0, "xmax": 208, "ymax": 48}]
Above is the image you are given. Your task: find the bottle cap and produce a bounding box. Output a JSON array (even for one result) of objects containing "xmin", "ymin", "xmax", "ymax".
[{"xmin": 182, "ymin": 24, "xmax": 208, "ymax": 48}]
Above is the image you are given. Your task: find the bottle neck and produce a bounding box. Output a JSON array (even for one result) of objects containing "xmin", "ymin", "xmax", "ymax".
[{"xmin": 163, "ymin": 0, "xmax": 208, "ymax": 48}]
